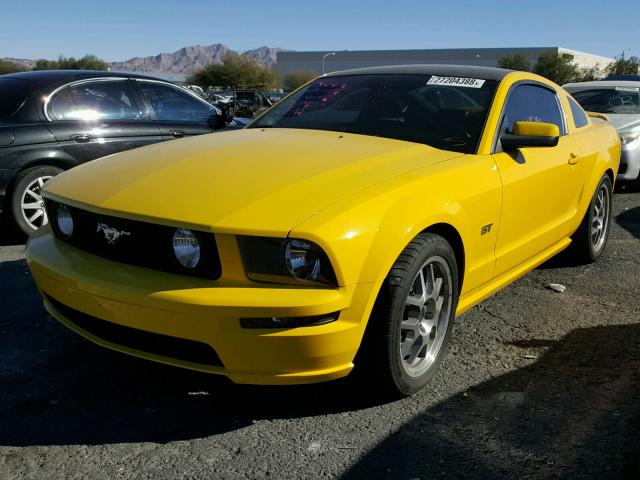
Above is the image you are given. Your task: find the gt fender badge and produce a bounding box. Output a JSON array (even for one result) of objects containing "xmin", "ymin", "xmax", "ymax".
[
  {"xmin": 481, "ymin": 223, "xmax": 493, "ymax": 236},
  {"xmin": 97, "ymin": 223, "xmax": 131, "ymax": 244}
]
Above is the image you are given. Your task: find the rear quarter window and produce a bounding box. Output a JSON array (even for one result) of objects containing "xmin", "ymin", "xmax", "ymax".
[
  {"xmin": 568, "ymin": 97, "xmax": 588, "ymax": 128},
  {"xmin": 0, "ymin": 78, "xmax": 32, "ymax": 118}
]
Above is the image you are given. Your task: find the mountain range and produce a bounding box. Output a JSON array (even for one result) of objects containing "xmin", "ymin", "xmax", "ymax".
[{"xmin": 2, "ymin": 44, "xmax": 289, "ymax": 81}]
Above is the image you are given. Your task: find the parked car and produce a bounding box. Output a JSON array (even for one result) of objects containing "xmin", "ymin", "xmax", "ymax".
[
  {"xmin": 27, "ymin": 65, "xmax": 619, "ymax": 397},
  {"xmin": 564, "ymin": 80, "xmax": 639, "ymax": 186},
  {"xmin": 209, "ymin": 89, "xmax": 272, "ymax": 120},
  {"xmin": 0, "ymin": 70, "xmax": 225, "ymax": 236}
]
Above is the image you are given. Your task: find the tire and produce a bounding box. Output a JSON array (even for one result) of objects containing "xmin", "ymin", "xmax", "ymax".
[
  {"xmin": 9, "ymin": 165, "xmax": 63, "ymax": 237},
  {"xmin": 355, "ymin": 233, "xmax": 459, "ymax": 397},
  {"xmin": 568, "ymin": 174, "xmax": 613, "ymax": 264}
]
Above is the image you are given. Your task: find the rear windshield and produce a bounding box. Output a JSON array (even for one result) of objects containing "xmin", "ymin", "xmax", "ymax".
[
  {"xmin": 250, "ymin": 74, "xmax": 498, "ymax": 153},
  {"xmin": 0, "ymin": 77, "xmax": 33, "ymax": 118},
  {"xmin": 571, "ymin": 87, "xmax": 640, "ymax": 115}
]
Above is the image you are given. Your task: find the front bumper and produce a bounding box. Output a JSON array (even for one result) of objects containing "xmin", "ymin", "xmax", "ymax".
[
  {"xmin": 618, "ymin": 141, "xmax": 640, "ymax": 181},
  {"xmin": 26, "ymin": 229, "xmax": 379, "ymax": 385}
]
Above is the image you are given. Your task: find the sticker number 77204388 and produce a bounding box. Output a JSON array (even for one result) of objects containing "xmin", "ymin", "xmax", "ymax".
[{"xmin": 427, "ymin": 76, "xmax": 486, "ymax": 88}]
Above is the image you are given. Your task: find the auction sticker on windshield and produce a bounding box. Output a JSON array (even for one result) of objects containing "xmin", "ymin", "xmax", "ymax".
[{"xmin": 427, "ymin": 76, "xmax": 486, "ymax": 88}]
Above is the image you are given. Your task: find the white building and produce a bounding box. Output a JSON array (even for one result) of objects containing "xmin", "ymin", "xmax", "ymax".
[{"xmin": 276, "ymin": 47, "xmax": 613, "ymax": 76}]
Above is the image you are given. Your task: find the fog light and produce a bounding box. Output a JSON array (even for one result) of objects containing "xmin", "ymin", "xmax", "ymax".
[
  {"xmin": 172, "ymin": 229, "xmax": 201, "ymax": 268},
  {"xmin": 55, "ymin": 204, "xmax": 74, "ymax": 238},
  {"xmin": 240, "ymin": 312, "xmax": 340, "ymax": 329}
]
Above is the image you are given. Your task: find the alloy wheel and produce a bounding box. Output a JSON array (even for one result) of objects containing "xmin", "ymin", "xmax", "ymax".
[
  {"xmin": 400, "ymin": 256, "xmax": 453, "ymax": 377},
  {"xmin": 20, "ymin": 176, "xmax": 53, "ymax": 230},
  {"xmin": 591, "ymin": 183, "xmax": 610, "ymax": 252}
]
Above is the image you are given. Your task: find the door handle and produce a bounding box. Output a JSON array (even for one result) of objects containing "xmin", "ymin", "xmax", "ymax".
[
  {"xmin": 568, "ymin": 152, "xmax": 580, "ymax": 165},
  {"xmin": 72, "ymin": 134, "xmax": 92, "ymax": 143},
  {"xmin": 169, "ymin": 130, "xmax": 185, "ymax": 138}
]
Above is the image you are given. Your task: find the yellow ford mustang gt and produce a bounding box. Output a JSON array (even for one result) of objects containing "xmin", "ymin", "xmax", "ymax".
[{"xmin": 26, "ymin": 65, "xmax": 620, "ymax": 396}]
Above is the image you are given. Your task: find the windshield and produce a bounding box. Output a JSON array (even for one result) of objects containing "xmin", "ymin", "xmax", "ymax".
[
  {"xmin": 0, "ymin": 77, "xmax": 32, "ymax": 119},
  {"xmin": 250, "ymin": 74, "xmax": 498, "ymax": 153},
  {"xmin": 571, "ymin": 87, "xmax": 640, "ymax": 115}
]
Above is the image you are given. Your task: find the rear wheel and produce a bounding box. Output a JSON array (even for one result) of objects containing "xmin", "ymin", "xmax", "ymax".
[
  {"xmin": 569, "ymin": 174, "xmax": 613, "ymax": 263},
  {"xmin": 356, "ymin": 233, "xmax": 459, "ymax": 397},
  {"xmin": 9, "ymin": 166, "xmax": 63, "ymax": 237}
]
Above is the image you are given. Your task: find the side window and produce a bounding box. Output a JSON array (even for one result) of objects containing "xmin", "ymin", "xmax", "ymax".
[
  {"xmin": 138, "ymin": 82, "xmax": 215, "ymax": 123},
  {"xmin": 48, "ymin": 80, "xmax": 141, "ymax": 121},
  {"xmin": 568, "ymin": 97, "xmax": 588, "ymax": 128},
  {"xmin": 501, "ymin": 84, "xmax": 565, "ymax": 135}
]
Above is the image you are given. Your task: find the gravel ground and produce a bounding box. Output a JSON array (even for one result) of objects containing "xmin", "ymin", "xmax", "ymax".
[{"xmin": 1, "ymin": 188, "xmax": 639, "ymax": 480}]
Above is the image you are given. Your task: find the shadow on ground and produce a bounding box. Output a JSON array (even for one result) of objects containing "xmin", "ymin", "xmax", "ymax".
[
  {"xmin": 344, "ymin": 323, "xmax": 640, "ymax": 479},
  {"xmin": 0, "ymin": 259, "xmax": 387, "ymax": 447},
  {"xmin": 616, "ymin": 206, "xmax": 640, "ymax": 240}
]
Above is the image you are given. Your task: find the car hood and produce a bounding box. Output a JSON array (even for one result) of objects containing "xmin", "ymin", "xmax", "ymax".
[
  {"xmin": 604, "ymin": 114, "xmax": 640, "ymax": 132},
  {"xmin": 44, "ymin": 128, "xmax": 462, "ymax": 235}
]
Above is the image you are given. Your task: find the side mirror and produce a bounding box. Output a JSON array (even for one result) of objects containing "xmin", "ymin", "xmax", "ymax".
[
  {"xmin": 500, "ymin": 121, "xmax": 560, "ymax": 151},
  {"xmin": 209, "ymin": 112, "xmax": 227, "ymax": 131}
]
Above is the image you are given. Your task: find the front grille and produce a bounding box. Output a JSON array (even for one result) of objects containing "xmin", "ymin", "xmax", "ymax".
[
  {"xmin": 46, "ymin": 294, "xmax": 224, "ymax": 367},
  {"xmin": 46, "ymin": 200, "xmax": 221, "ymax": 280}
]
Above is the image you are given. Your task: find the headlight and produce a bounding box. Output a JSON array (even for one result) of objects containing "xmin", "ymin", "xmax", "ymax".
[
  {"xmin": 172, "ymin": 229, "xmax": 201, "ymax": 269},
  {"xmin": 620, "ymin": 129, "xmax": 640, "ymax": 145},
  {"xmin": 285, "ymin": 239, "xmax": 322, "ymax": 281},
  {"xmin": 237, "ymin": 236, "xmax": 337, "ymax": 286},
  {"xmin": 55, "ymin": 203, "xmax": 74, "ymax": 238}
]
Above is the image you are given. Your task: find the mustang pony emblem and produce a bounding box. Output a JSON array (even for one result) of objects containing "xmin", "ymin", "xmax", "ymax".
[{"xmin": 96, "ymin": 223, "xmax": 130, "ymax": 244}]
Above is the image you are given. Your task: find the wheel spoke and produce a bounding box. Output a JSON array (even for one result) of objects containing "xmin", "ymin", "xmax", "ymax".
[
  {"xmin": 406, "ymin": 269, "xmax": 427, "ymax": 307},
  {"xmin": 434, "ymin": 295, "xmax": 444, "ymax": 318},
  {"xmin": 405, "ymin": 337, "xmax": 426, "ymax": 365},
  {"xmin": 21, "ymin": 202, "xmax": 41, "ymax": 210},
  {"xmin": 401, "ymin": 317, "xmax": 421, "ymax": 336},
  {"xmin": 28, "ymin": 209, "xmax": 44, "ymax": 223},
  {"xmin": 401, "ymin": 335, "xmax": 416, "ymax": 357},
  {"xmin": 429, "ymin": 277, "xmax": 443, "ymax": 301},
  {"xmin": 25, "ymin": 189, "xmax": 41, "ymax": 201}
]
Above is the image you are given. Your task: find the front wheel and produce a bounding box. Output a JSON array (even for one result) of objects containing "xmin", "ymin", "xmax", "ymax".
[
  {"xmin": 569, "ymin": 174, "xmax": 613, "ymax": 263},
  {"xmin": 355, "ymin": 233, "xmax": 459, "ymax": 397}
]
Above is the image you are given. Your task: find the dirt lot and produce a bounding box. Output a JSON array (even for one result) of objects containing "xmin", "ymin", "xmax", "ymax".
[{"xmin": 1, "ymin": 188, "xmax": 639, "ymax": 479}]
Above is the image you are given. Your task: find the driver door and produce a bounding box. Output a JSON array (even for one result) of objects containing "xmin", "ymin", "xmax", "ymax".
[{"xmin": 492, "ymin": 83, "xmax": 584, "ymax": 277}]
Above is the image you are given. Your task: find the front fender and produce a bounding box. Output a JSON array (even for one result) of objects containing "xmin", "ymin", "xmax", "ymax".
[{"xmin": 290, "ymin": 154, "xmax": 502, "ymax": 295}]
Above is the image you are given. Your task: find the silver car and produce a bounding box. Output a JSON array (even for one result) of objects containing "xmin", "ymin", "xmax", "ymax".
[{"xmin": 564, "ymin": 80, "xmax": 640, "ymax": 185}]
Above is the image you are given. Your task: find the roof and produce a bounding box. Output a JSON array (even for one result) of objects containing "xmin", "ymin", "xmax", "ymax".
[
  {"xmin": 3, "ymin": 69, "xmax": 173, "ymax": 87},
  {"xmin": 323, "ymin": 64, "xmax": 513, "ymax": 81},
  {"xmin": 564, "ymin": 80, "xmax": 640, "ymax": 90}
]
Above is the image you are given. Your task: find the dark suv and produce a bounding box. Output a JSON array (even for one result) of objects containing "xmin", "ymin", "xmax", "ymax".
[{"xmin": 0, "ymin": 70, "xmax": 225, "ymax": 236}]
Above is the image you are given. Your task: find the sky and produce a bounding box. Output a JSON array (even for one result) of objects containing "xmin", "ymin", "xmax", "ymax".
[{"xmin": 1, "ymin": 0, "xmax": 638, "ymax": 62}]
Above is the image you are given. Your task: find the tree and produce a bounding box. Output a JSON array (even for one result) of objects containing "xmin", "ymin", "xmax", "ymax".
[
  {"xmin": 187, "ymin": 54, "xmax": 278, "ymax": 89},
  {"xmin": 0, "ymin": 59, "xmax": 28, "ymax": 74},
  {"xmin": 282, "ymin": 70, "xmax": 317, "ymax": 91},
  {"xmin": 578, "ymin": 64, "xmax": 604, "ymax": 82},
  {"xmin": 533, "ymin": 51, "xmax": 580, "ymax": 85},
  {"xmin": 605, "ymin": 56, "xmax": 640, "ymax": 77},
  {"xmin": 497, "ymin": 53, "xmax": 531, "ymax": 72},
  {"xmin": 33, "ymin": 54, "xmax": 109, "ymax": 71}
]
